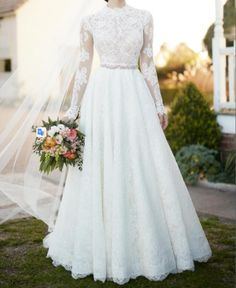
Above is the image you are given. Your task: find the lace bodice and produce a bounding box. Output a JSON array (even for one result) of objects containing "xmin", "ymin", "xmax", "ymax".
[{"xmin": 65, "ymin": 4, "xmax": 166, "ymax": 119}]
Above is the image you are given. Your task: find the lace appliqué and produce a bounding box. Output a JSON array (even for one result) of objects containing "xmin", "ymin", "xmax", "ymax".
[
  {"xmin": 88, "ymin": 5, "xmax": 147, "ymax": 68},
  {"xmin": 74, "ymin": 67, "xmax": 88, "ymax": 89},
  {"xmin": 140, "ymin": 11, "xmax": 165, "ymax": 115},
  {"xmin": 64, "ymin": 106, "xmax": 81, "ymax": 120},
  {"xmin": 141, "ymin": 62, "xmax": 157, "ymax": 86},
  {"xmin": 65, "ymin": 7, "xmax": 166, "ymax": 119},
  {"xmin": 79, "ymin": 48, "xmax": 90, "ymax": 62},
  {"xmin": 64, "ymin": 16, "xmax": 93, "ymax": 120},
  {"xmin": 143, "ymin": 47, "xmax": 153, "ymax": 58}
]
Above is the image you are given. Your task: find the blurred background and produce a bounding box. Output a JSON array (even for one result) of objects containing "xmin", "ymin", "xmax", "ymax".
[{"xmin": 1, "ymin": 0, "xmax": 234, "ymax": 186}]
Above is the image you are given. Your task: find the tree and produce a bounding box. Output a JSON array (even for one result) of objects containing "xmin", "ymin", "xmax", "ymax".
[
  {"xmin": 165, "ymin": 82, "xmax": 222, "ymax": 154},
  {"xmin": 203, "ymin": 0, "xmax": 236, "ymax": 58}
]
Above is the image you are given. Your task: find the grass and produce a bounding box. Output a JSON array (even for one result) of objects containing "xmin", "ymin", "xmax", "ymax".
[{"xmin": 0, "ymin": 215, "xmax": 235, "ymax": 288}]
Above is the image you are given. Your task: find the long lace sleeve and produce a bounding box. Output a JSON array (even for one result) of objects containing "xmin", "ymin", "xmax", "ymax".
[
  {"xmin": 64, "ymin": 16, "xmax": 94, "ymax": 120},
  {"xmin": 140, "ymin": 12, "xmax": 166, "ymax": 115}
]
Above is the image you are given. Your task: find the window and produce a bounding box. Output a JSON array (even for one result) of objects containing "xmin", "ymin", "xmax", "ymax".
[{"xmin": 0, "ymin": 59, "xmax": 12, "ymax": 72}]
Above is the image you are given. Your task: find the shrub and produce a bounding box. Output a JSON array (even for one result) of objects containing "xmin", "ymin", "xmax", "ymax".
[
  {"xmin": 224, "ymin": 151, "xmax": 236, "ymax": 179},
  {"xmin": 160, "ymin": 88, "xmax": 179, "ymax": 106},
  {"xmin": 165, "ymin": 82, "xmax": 222, "ymax": 154},
  {"xmin": 175, "ymin": 144, "xmax": 222, "ymax": 185},
  {"xmin": 209, "ymin": 151, "xmax": 236, "ymax": 184}
]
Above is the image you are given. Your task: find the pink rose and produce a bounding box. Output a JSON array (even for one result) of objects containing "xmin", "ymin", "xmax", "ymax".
[{"xmin": 67, "ymin": 128, "xmax": 77, "ymax": 141}]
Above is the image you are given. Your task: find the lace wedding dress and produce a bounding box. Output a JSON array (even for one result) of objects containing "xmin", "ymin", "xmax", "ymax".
[{"xmin": 43, "ymin": 4, "xmax": 212, "ymax": 285}]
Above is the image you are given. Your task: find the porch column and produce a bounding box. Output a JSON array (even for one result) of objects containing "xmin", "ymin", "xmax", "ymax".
[{"xmin": 212, "ymin": 0, "xmax": 226, "ymax": 112}]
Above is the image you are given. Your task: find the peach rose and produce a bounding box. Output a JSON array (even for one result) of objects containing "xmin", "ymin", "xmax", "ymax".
[
  {"xmin": 63, "ymin": 151, "xmax": 77, "ymax": 160},
  {"xmin": 43, "ymin": 137, "xmax": 57, "ymax": 149}
]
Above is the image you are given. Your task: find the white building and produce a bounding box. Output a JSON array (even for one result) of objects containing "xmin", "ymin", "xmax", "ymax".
[
  {"xmin": 0, "ymin": 0, "xmax": 27, "ymax": 85},
  {"xmin": 212, "ymin": 0, "xmax": 235, "ymax": 136},
  {"xmin": 0, "ymin": 0, "xmax": 87, "ymax": 90}
]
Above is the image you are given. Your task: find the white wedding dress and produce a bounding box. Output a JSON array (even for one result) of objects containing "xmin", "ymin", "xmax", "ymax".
[{"xmin": 43, "ymin": 4, "xmax": 212, "ymax": 285}]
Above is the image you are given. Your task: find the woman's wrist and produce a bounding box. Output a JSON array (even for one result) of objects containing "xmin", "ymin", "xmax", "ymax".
[{"xmin": 64, "ymin": 105, "xmax": 80, "ymax": 120}]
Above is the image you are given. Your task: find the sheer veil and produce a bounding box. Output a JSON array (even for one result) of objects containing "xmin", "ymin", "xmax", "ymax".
[
  {"xmin": 0, "ymin": 0, "xmax": 103, "ymax": 230},
  {"xmin": 0, "ymin": 0, "xmax": 159, "ymax": 231}
]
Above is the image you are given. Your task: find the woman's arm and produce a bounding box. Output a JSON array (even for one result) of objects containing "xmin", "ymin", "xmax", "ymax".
[
  {"xmin": 64, "ymin": 16, "xmax": 94, "ymax": 120},
  {"xmin": 139, "ymin": 11, "xmax": 167, "ymax": 118}
]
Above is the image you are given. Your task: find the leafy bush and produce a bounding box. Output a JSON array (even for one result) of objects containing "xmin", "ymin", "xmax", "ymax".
[
  {"xmin": 175, "ymin": 144, "xmax": 222, "ymax": 185},
  {"xmin": 160, "ymin": 88, "xmax": 179, "ymax": 106},
  {"xmin": 165, "ymin": 82, "xmax": 222, "ymax": 154},
  {"xmin": 208, "ymin": 151, "xmax": 236, "ymax": 184},
  {"xmin": 203, "ymin": 0, "xmax": 236, "ymax": 58},
  {"xmin": 224, "ymin": 151, "xmax": 236, "ymax": 178}
]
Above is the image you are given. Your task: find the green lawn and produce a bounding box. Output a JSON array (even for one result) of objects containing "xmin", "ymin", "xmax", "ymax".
[{"xmin": 0, "ymin": 215, "xmax": 235, "ymax": 288}]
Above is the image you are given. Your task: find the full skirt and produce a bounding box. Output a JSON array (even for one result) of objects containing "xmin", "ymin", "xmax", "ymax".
[{"xmin": 43, "ymin": 66, "xmax": 212, "ymax": 285}]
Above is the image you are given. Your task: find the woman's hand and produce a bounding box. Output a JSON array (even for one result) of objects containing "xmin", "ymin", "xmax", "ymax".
[
  {"xmin": 62, "ymin": 107, "xmax": 80, "ymax": 123},
  {"xmin": 158, "ymin": 113, "xmax": 168, "ymax": 130}
]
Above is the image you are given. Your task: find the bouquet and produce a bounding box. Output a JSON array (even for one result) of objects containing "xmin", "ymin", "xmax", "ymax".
[{"xmin": 32, "ymin": 117, "xmax": 85, "ymax": 174}]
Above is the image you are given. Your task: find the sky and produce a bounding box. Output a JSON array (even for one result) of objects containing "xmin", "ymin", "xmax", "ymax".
[{"xmin": 128, "ymin": 0, "xmax": 227, "ymax": 54}]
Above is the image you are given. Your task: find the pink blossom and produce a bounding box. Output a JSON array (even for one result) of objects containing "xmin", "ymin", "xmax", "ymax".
[
  {"xmin": 60, "ymin": 127, "xmax": 70, "ymax": 137},
  {"xmin": 67, "ymin": 128, "xmax": 77, "ymax": 141}
]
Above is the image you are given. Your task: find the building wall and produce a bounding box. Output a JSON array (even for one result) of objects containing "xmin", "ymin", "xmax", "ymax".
[
  {"xmin": 220, "ymin": 133, "xmax": 236, "ymax": 162},
  {"xmin": 0, "ymin": 15, "xmax": 17, "ymax": 72},
  {"xmin": 15, "ymin": 0, "xmax": 102, "ymax": 101}
]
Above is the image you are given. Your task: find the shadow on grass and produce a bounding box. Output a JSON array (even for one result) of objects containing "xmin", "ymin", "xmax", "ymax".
[{"xmin": 0, "ymin": 215, "xmax": 235, "ymax": 288}]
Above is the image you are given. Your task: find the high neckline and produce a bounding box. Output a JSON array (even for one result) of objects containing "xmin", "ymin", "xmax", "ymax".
[{"xmin": 105, "ymin": 3, "xmax": 128, "ymax": 11}]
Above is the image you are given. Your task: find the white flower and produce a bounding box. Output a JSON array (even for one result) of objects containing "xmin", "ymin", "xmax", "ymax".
[
  {"xmin": 48, "ymin": 125, "xmax": 60, "ymax": 137},
  {"xmin": 57, "ymin": 124, "xmax": 66, "ymax": 131},
  {"xmin": 36, "ymin": 138, "xmax": 44, "ymax": 144},
  {"xmin": 55, "ymin": 134, "xmax": 63, "ymax": 144}
]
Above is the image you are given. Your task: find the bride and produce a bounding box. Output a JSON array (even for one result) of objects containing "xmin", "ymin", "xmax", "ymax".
[{"xmin": 0, "ymin": 0, "xmax": 212, "ymax": 285}]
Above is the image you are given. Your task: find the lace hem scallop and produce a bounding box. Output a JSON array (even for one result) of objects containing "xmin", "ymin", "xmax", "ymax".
[{"xmin": 43, "ymin": 239, "xmax": 212, "ymax": 285}]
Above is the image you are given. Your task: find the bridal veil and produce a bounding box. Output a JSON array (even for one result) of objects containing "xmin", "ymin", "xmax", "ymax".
[
  {"xmin": 0, "ymin": 0, "xmax": 158, "ymax": 230},
  {"xmin": 0, "ymin": 0, "xmax": 103, "ymax": 230}
]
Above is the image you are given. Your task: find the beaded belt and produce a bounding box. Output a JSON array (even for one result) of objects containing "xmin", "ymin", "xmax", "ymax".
[{"xmin": 100, "ymin": 63, "xmax": 138, "ymax": 69}]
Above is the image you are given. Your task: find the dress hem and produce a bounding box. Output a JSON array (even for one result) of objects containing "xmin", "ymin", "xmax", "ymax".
[{"xmin": 43, "ymin": 241, "xmax": 212, "ymax": 285}]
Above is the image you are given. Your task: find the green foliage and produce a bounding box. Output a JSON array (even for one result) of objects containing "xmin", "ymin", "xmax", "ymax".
[
  {"xmin": 165, "ymin": 82, "xmax": 222, "ymax": 155},
  {"xmin": 176, "ymin": 145, "xmax": 236, "ymax": 185},
  {"xmin": 157, "ymin": 65, "xmax": 185, "ymax": 79},
  {"xmin": 223, "ymin": 0, "xmax": 236, "ymax": 33},
  {"xmin": 203, "ymin": 24, "xmax": 214, "ymax": 59},
  {"xmin": 31, "ymin": 116, "xmax": 80, "ymax": 132},
  {"xmin": 209, "ymin": 151, "xmax": 236, "ymax": 184},
  {"xmin": 175, "ymin": 144, "xmax": 222, "ymax": 185},
  {"xmin": 203, "ymin": 0, "xmax": 236, "ymax": 58},
  {"xmin": 165, "ymin": 43, "xmax": 198, "ymax": 70},
  {"xmin": 157, "ymin": 43, "xmax": 198, "ymax": 79},
  {"xmin": 224, "ymin": 151, "xmax": 236, "ymax": 177},
  {"xmin": 159, "ymin": 88, "xmax": 180, "ymax": 106}
]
